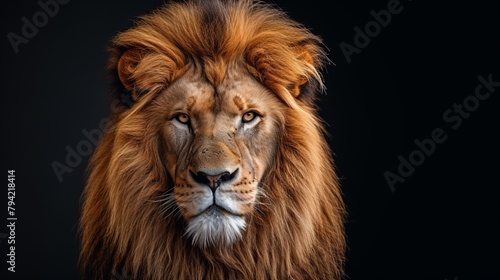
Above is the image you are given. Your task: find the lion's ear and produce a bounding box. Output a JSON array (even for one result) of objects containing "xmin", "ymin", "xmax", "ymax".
[
  {"xmin": 114, "ymin": 47, "xmax": 185, "ymax": 101},
  {"xmin": 292, "ymin": 42, "xmax": 327, "ymax": 106},
  {"xmin": 246, "ymin": 36, "xmax": 325, "ymax": 105},
  {"xmin": 116, "ymin": 49, "xmax": 143, "ymax": 92},
  {"xmin": 288, "ymin": 44, "xmax": 316, "ymax": 97}
]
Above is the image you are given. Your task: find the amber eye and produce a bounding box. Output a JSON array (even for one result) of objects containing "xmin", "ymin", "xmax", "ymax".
[
  {"xmin": 242, "ymin": 111, "xmax": 258, "ymax": 123},
  {"xmin": 175, "ymin": 113, "xmax": 190, "ymax": 125}
]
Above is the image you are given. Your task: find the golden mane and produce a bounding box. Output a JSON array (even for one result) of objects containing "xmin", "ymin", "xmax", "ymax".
[{"xmin": 80, "ymin": 0, "xmax": 346, "ymax": 279}]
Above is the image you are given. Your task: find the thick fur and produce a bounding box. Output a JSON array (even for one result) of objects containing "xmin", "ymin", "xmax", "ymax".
[{"xmin": 80, "ymin": 0, "xmax": 346, "ymax": 279}]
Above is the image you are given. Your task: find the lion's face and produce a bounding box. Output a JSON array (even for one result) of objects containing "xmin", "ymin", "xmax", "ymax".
[{"xmin": 152, "ymin": 63, "xmax": 283, "ymax": 247}]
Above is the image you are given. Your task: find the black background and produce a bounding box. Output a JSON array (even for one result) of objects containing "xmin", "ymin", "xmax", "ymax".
[{"xmin": 1, "ymin": 0, "xmax": 498, "ymax": 279}]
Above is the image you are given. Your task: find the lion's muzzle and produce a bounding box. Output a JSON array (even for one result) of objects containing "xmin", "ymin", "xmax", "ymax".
[{"xmin": 175, "ymin": 135, "xmax": 258, "ymax": 246}]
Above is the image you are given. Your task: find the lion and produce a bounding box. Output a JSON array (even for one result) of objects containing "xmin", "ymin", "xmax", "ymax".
[{"xmin": 79, "ymin": 0, "xmax": 346, "ymax": 279}]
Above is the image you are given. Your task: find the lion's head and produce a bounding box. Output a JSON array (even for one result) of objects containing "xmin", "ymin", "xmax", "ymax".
[
  {"xmin": 159, "ymin": 65, "xmax": 286, "ymax": 247},
  {"xmin": 80, "ymin": 1, "xmax": 346, "ymax": 279}
]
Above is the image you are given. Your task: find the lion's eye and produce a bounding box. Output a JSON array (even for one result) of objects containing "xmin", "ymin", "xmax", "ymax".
[
  {"xmin": 175, "ymin": 113, "xmax": 190, "ymax": 125},
  {"xmin": 242, "ymin": 111, "xmax": 258, "ymax": 123}
]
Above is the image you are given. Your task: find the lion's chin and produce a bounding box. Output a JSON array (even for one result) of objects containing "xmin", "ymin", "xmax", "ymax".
[{"xmin": 185, "ymin": 206, "xmax": 246, "ymax": 248}]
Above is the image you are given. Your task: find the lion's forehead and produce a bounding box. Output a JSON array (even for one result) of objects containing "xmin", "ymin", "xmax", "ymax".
[{"xmin": 164, "ymin": 66, "xmax": 276, "ymax": 118}]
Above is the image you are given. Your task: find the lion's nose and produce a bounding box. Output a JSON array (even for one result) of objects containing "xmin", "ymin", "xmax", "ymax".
[{"xmin": 190, "ymin": 169, "xmax": 238, "ymax": 190}]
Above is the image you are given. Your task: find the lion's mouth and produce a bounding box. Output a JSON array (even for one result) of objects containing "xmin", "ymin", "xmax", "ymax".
[{"xmin": 192, "ymin": 204, "xmax": 243, "ymax": 219}]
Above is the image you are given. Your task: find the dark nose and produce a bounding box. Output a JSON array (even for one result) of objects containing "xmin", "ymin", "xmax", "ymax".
[{"xmin": 190, "ymin": 169, "xmax": 237, "ymax": 190}]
